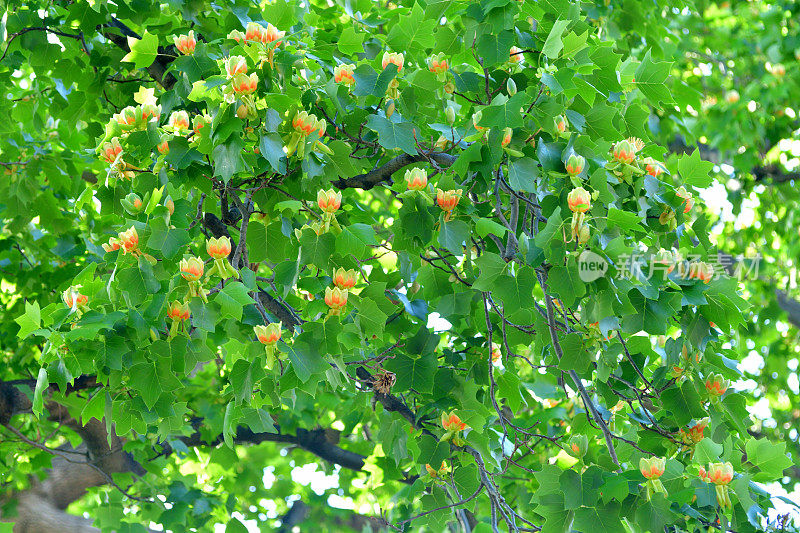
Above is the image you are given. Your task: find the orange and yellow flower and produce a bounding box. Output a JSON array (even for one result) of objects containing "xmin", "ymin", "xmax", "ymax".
[
  {"xmin": 173, "ymin": 31, "xmax": 196, "ymax": 55},
  {"xmin": 334, "ymin": 64, "xmax": 356, "ymax": 86},
  {"xmin": 180, "ymin": 257, "xmax": 205, "ymax": 281}
]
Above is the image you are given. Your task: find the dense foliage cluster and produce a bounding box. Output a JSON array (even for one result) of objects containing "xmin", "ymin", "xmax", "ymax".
[{"xmin": 1, "ymin": 0, "xmax": 799, "ymax": 532}]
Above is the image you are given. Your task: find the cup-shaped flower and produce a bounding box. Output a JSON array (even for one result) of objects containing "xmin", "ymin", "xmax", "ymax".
[
  {"xmin": 472, "ymin": 109, "xmax": 487, "ymax": 132},
  {"xmin": 612, "ymin": 139, "xmax": 636, "ymax": 164},
  {"xmin": 427, "ymin": 53, "xmax": 449, "ymax": 74},
  {"xmin": 192, "ymin": 114, "xmax": 210, "ymax": 134},
  {"xmin": 245, "ymin": 22, "xmax": 265, "ymax": 42},
  {"xmin": 173, "ymin": 31, "xmax": 196, "ymax": 55},
  {"xmin": 168, "ymin": 110, "xmax": 191, "ymax": 134},
  {"xmin": 643, "ymin": 157, "xmax": 663, "ymax": 177},
  {"xmin": 441, "ymin": 411, "xmax": 468, "ymax": 432},
  {"xmin": 293, "ymin": 111, "xmax": 319, "ymax": 136},
  {"xmin": 566, "ymin": 154, "xmax": 585, "ymax": 176},
  {"xmin": 639, "ymin": 456, "xmax": 666, "ymax": 480},
  {"xmin": 404, "ymin": 168, "xmax": 428, "ymax": 191},
  {"xmin": 334, "ymin": 64, "xmax": 356, "ymax": 86},
  {"xmin": 675, "ymin": 186, "xmax": 694, "ymax": 213},
  {"xmin": 567, "ymin": 187, "xmax": 591, "ymax": 213},
  {"xmin": 332, "ymin": 268, "xmax": 358, "ymax": 290},
  {"xmin": 232, "ymin": 73, "xmax": 258, "ymax": 95},
  {"xmin": 436, "ymin": 188, "xmax": 462, "ymax": 214},
  {"xmin": 102, "ymin": 138, "xmax": 123, "ymax": 163},
  {"xmin": 224, "ymin": 55, "xmax": 248, "ymax": 78},
  {"xmin": 725, "ymin": 90, "xmax": 740, "ymax": 104},
  {"xmin": 679, "ymin": 418, "xmax": 709, "ymax": 445},
  {"xmin": 102, "ymin": 238, "xmax": 121, "ymax": 253},
  {"xmin": 255, "ymin": 322, "xmax": 282, "ymax": 345},
  {"xmin": 703, "ymin": 462, "xmax": 734, "ymax": 486},
  {"xmin": 157, "ymin": 136, "xmax": 170, "ymax": 155},
  {"xmin": 705, "ymin": 373, "xmax": 729, "ymax": 397},
  {"xmin": 324, "ymin": 286, "xmax": 349, "ymax": 310},
  {"xmin": 381, "ymin": 51, "xmax": 404, "ymax": 72},
  {"xmin": 180, "ymin": 256, "xmax": 204, "ymax": 281},
  {"xmin": 509, "ymin": 46, "xmax": 523, "ymax": 63},
  {"xmin": 206, "ymin": 236, "xmax": 232, "ymax": 259},
  {"xmin": 317, "ymin": 188, "xmax": 342, "ymax": 214},
  {"xmin": 263, "ymin": 23, "xmax": 285, "ymax": 46},
  {"xmin": 62, "ymin": 287, "xmax": 88, "ymax": 309},
  {"xmin": 166, "ymin": 300, "xmax": 190, "ymax": 321},
  {"xmin": 118, "ymin": 226, "xmax": 139, "ymax": 254}
]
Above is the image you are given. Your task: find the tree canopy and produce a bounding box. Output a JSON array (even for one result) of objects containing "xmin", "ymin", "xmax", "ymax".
[{"xmin": 1, "ymin": 0, "xmax": 799, "ymax": 531}]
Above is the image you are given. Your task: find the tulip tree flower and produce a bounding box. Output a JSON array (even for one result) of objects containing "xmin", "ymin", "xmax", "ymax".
[
  {"xmin": 440, "ymin": 411, "xmax": 468, "ymax": 446},
  {"xmin": 699, "ymin": 462, "xmax": 734, "ymax": 508},
  {"xmin": 255, "ymin": 322, "xmax": 282, "ymax": 369},
  {"xmin": 63, "ymin": 287, "xmax": 89, "ymax": 317},
  {"xmin": 324, "ymin": 286, "xmax": 349, "ymax": 316},
  {"xmin": 173, "ymin": 30, "xmax": 196, "ymax": 55},
  {"xmin": 166, "ymin": 301, "xmax": 190, "ymax": 338},
  {"xmin": 639, "ymin": 456, "xmax": 667, "ymax": 500},
  {"xmin": 566, "ymin": 154, "xmax": 585, "ymax": 177},
  {"xmin": 206, "ymin": 237, "xmax": 239, "ymax": 279},
  {"xmin": 567, "ymin": 187, "xmax": 591, "ymax": 213},
  {"xmin": 425, "ymin": 461, "xmax": 449, "ymax": 483},
  {"xmin": 705, "ymin": 373, "xmax": 729, "ymax": 400},
  {"xmin": 435, "ymin": 188, "xmax": 462, "ymax": 222},
  {"xmin": 180, "ymin": 257, "xmax": 208, "ymax": 302},
  {"xmin": 333, "ymin": 64, "xmax": 356, "ymax": 87},
  {"xmin": 332, "ymin": 268, "xmax": 358, "ymax": 290}
]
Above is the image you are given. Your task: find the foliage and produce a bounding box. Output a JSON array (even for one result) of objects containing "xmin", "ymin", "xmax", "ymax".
[{"xmin": 0, "ymin": 0, "xmax": 798, "ymax": 531}]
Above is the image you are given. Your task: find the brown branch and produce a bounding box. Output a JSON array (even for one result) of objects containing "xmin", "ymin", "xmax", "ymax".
[{"xmin": 332, "ymin": 152, "xmax": 458, "ymax": 190}]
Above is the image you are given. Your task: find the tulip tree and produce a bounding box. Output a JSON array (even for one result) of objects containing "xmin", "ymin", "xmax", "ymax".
[{"xmin": 0, "ymin": 0, "xmax": 797, "ymax": 532}]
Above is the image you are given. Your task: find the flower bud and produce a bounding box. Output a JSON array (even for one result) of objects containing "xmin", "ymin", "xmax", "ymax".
[
  {"xmin": 236, "ymin": 105, "xmax": 248, "ymax": 120},
  {"xmin": 404, "ymin": 168, "xmax": 428, "ymax": 191},
  {"xmin": 166, "ymin": 300, "xmax": 190, "ymax": 321},
  {"xmin": 725, "ymin": 90, "xmax": 739, "ymax": 104},
  {"xmin": 122, "ymin": 193, "xmax": 144, "ymax": 215},
  {"xmin": 639, "ymin": 456, "xmax": 666, "ymax": 479},
  {"xmin": 554, "ymin": 115, "xmax": 568, "ymax": 135},
  {"xmin": 164, "ymin": 196, "xmax": 175, "ymax": 215},
  {"xmin": 472, "ymin": 109, "xmax": 487, "ymax": 133},
  {"xmin": 206, "ymin": 236, "xmax": 232, "ymax": 259},
  {"xmin": 565, "ymin": 154, "xmax": 585, "ymax": 176},
  {"xmin": 434, "ymin": 135, "xmax": 449, "ymax": 151},
  {"xmin": 180, "ymin": 256, "xmax": 205, "ymax": 281},
  {"xmin": 491, "ymin": 342, "xmax": 501, "ymax": 363},
  {"xmin": 445, "ymin": 105, "xmax": 456, "ymax": 125},
  {"xmin": 501, "ymin": 127, "xmax": 512, "ymax": 147},
  {"xmin": 567, "ymin": 187, "xmax": 591, "ymax": 213},
  {"xmin": 443, "ymin": 81, "xmax": 455, "ymax": 94},
  {"xmin": 332, "ymin": 267, "xmax": 358, "ymax": 289},
  {"xmin": 317, "ymin": 188, "xmax": 342, "ymax": 214},
  {"xmin": 255, "ymin": 322, "xmax": 282, "ymax": 345},
  {"xmin": 386, "ymin": 100, "xmax": 395, "ymax": 118},
  {"xmin": 568, "ymin": 435, "xmax": 588, "ymax": 458},
  {"xmin": 506, "ymin": 77, "xmax": 517, "ymax": 96},
  {"xmin": 577, "ymin": 224, "xmax": 590, "ymax": 245}
]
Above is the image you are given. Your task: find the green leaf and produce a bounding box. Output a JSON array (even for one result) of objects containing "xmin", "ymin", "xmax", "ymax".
[
  {"xmin": 121, "ymin": 30, "xmax": 158, "ymax": 70},
  {"xmin": 493, "ymin": 267, "xmax": 536, "ymax": 314},
  {"xmin": 147, "ymin": 218, "xmax": 190, "ymax": 259},
  {"xmin": 259, "ymin": 133, "xmax": 286, "ymax": 174},
  {"xmin": 548, "ymin": 265, "xmax": 586, "ymax": 307},
  {"xmin": 353, "ymin": 64, "xmax": 397, "ymax": 98},
  {"xmin": 634, "ymin": 50, "xmax": 673, "ymax": 105},
  {"xmin": 572, "ymin": 503, "xmax": 625, "ymax": 533},
  {"xmin": 128, "ymin": 362, "xmax": 162, "ymax": 409},
  {"xmin": 32, "ymin": 367, "xmax": 48, "ymax": 418},
  {"xmin": 286, "ymin": 336, "xmax": 329, "ymax": 383},
  {"xmin": 606, "ymin": 208, "xmax": 644, "ymax": 232},
  {"xmin": 365, "ymin": 115, "xmax": 418, "ymax": 155},
  {"xmin": 384, "ymin": 352, "xmax": 436, "ymax": 393},
  {"xmin": 15, "ymin": 300, "xmax": 41, "ymax": 339},
  {"xmin": 677, "ymin": 149, "xmax": 715, "ymax": 188},
  {"xmin": 386, "ymin": 3, "xmax": 436, "ymax": 51},
  {"xmin": 212, "ymin": 138, "xmax": 247, "ymax": 183},
  {"xmin": 479, "ymin": 92, "xmax": 532, "ymax": 129},
  {"xmin": 215, "ymin": 283, "xmax": 255, "ymax": 321},
  {"xmin": 542, "ymin": 19, "xmax": 570, "ymax": 59},
  {"xmin": 476, "ymin": 30, "xmax": 514, "ymax": 66},
  {"xmin": 508, "ymin": 157, "xmax": 540, "ymax": 192},
  {"xmin": 745, "ymin": 438, "xmax": 793, "ymax": 481},
  {"xmin": 356, "ymin": 298, "xmax": 388, "ymax": 339},
  {"xmin": 438, "ymin": 220, "xmax": 470, "ymax": 255},
  {"xmin": 338, "ymin": 26, "xmax": 365, "ymax": 56}
]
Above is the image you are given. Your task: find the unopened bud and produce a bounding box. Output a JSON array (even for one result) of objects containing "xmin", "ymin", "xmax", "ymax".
[
  {"xmin": 386, "ymin": 100, "xmax": 395, "ymax": 118},
  {"xmin": 445, "ymin": 105, "xmax": 456, "ymax": 125},
  {"xmin": 506, "ymin": 78, "xmax": 517, "ymax": 96},
  {"xmin": 237, "ymin": 104, "xmax": 248, "ymax": 120}
]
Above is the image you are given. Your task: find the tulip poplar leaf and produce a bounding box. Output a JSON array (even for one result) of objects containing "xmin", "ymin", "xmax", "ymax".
[
  {"xmin": 365, "ymin": 115, "xmax": 418, "ymax": 155},
  {"xmin": 121, "ymin": 31, "xmax": 159, "ymax": 70}
]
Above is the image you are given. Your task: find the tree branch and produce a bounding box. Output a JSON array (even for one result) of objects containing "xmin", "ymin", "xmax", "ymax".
[{"xmin": 332, "ymin": 152, "xmax": 458, "ymax": 190}]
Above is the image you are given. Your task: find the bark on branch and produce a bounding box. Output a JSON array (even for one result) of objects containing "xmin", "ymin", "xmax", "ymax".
[{"xmin": 332, "ymin": 152, "xmax": 458, "ymax": 190}]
